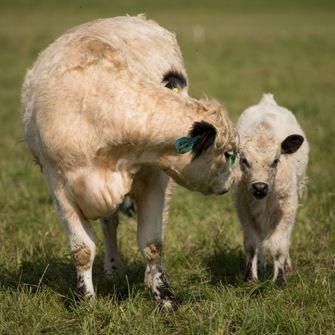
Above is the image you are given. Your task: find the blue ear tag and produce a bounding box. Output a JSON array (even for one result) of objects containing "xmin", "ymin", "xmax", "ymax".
[
  {"xmin": 175, "ymin": 135, "xmax": 200, "ymax": 154},
  {"xmin": 230, "ymin": 154, "xmax": 237, "ymax": 166}
]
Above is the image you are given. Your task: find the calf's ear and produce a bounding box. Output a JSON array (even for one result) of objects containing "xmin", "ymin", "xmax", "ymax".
[
  {"xmin": 281, "ymin": 134, "xmax": 304, "ymax": 154},
  {"xmin": 189, "ymin": 121, "xmax": 217, "ymax": 160}
]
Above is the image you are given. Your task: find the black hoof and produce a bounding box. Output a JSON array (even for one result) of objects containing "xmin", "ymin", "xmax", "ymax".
[{"xmin": 153, "ymin": 275, "xmax": 179, "ymax": 311}]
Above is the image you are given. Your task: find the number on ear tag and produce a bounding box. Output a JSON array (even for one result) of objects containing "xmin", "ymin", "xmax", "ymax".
[{"xmin": 175, "ymin": 136, "xmax": 200, "ymax": 154}]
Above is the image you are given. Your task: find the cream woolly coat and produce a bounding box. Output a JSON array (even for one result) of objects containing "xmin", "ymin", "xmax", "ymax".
[
  {"xmin": 235, "ymin": 94, "xmax": 309, "ymax": 286},
  {"xmin": 21, "ymin": 15, "xmax": 237, "ymax": 308}
]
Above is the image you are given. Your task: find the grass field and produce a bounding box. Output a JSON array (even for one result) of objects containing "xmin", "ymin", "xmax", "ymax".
[{"xmin": 0, "ymin": 0, "xmax": 334, "ymax": 334}]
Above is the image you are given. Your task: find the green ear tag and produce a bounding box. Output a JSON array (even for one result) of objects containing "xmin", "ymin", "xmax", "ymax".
[
  {"xmin": 175, "ymin": 136, "xmax": 200, "ymax": 154},
  {"xmin": 230, "ymin": 154, "xmax": 236, "ymax": 166}
]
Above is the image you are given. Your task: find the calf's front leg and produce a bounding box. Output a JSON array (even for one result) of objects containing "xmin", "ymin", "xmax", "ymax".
[
  {"xmin": 242, "ymin": 225, "xmax": 260, "ymax": 282},
  {"xmin": 268, "ymin": 226, "xmax": 293, "ymax": 288}
]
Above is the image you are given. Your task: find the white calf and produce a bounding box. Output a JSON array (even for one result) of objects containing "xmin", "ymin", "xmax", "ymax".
[{"xmin": 234, "ymin": 94, "xmax": 309, "ymax": 287}]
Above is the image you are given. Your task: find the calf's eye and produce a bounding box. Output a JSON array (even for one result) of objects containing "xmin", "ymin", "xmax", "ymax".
[
  {"xmin": 240, "ymin": 157, "xmax": 250, "ymax": 168},
  {"xmin": 271, "ymin": 158, "xmax": 280, "ymax": 168}
]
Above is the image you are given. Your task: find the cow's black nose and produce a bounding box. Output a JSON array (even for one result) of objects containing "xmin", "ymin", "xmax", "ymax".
[{"xmin": 251, "ymin": 182, "xmax": 269, "ymax": 199}]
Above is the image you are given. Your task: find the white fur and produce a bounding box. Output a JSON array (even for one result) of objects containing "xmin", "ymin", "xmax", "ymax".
[{"xmin": 234, "ymin": 93, "xmax": 309, "ymax": 285}]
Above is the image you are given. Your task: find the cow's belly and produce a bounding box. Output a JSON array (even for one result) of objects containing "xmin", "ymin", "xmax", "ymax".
[{"xmin": 66, "ymin": 168, "xmax": 133, "ymax": 220}]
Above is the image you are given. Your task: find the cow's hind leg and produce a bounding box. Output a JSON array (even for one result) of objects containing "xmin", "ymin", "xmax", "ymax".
[
  {"xmin": 101, "ymin": 212, "xmax": 125, "ymax": 278},
  {"xmin": 54, "ymin": 194, "xmax": 96, "ymax": 298}
]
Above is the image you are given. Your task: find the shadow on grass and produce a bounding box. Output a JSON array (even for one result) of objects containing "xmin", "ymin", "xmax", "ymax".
[
  {"xmin": 0, "ymin": 253, "xmax": 147, "ymax": 304},
  {"xmin": 204, "ymin": 244, "xmax": 245, "ymax": 286}
]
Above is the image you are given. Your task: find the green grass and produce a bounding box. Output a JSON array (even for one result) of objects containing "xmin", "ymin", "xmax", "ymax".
[{"xmin": 0, "ymin": 0, "xmax": 334, "ymax": 334}]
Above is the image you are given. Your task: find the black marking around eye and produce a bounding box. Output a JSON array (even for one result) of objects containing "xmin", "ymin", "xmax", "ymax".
[
  {"xmin": 271, "ymin": 158, "xmax": 280, "ymax": 168},
  {"xmin": 162, "ymin": 70, "xmax": 187, "ymax": 90},
  {"xmin": 240, "ymin": 157, "xmax": 251, "ymax": 168}
]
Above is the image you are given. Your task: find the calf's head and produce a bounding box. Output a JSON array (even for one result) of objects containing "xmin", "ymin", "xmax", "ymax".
[{"xmin": 239, "ymin": 133, "xmax": 304, "ymax": 199}]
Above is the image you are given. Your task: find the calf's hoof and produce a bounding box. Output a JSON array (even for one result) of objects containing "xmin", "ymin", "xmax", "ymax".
[
  {"xmin": 274, "ymin": 268, "xmax": 286, "ymax": 288},
  {"xmin": 244, "ymin": 262, "xmax": 257, "ymax": 283}
]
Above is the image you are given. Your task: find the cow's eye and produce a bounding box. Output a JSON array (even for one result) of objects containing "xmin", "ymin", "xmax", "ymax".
[
  {"xmin": 271, "ymin": 158, "xmax": 280, "ymax": 168},
  {"xmin": 225, "ymin": 151, "xmax": 237, "ymax": 166}
]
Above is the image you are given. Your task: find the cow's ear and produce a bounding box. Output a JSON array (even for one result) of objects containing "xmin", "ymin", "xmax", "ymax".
[
  {"xmin": 189, "ymin": 121, "xmax": 217, "ymax": 160},
  {"xmin": 281, "ymin": 134, "xmax": 304, "ymax": 154}
]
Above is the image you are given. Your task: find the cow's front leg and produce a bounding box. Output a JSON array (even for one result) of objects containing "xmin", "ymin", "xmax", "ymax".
[
  {"xmin": 101, "ymin": 212, "xmax": 125, "ymax": 279},
  {"xmin": 144, "ymin": 265, "xmax": 153, "ymax": 289},
  {"xmin": 143, "ymin": 241, "xmax": 176, "ymax": 310},
  {"xmin": 132, "ymin": 167, "xmax": 177, "ymax": 310}
]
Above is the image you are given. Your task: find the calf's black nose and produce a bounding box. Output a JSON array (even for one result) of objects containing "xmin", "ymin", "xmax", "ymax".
[{"xmin": 251, "ymin": 182, "xmax": 269, "ymax": 199}]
